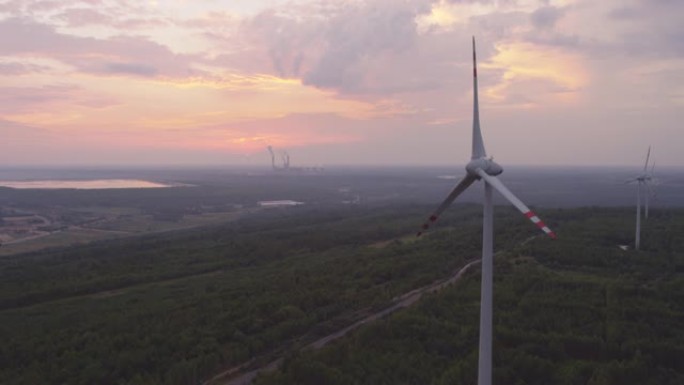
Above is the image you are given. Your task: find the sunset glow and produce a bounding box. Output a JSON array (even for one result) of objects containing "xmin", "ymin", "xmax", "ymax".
[
  {"xmin": 485, "ymin": 42, "xmax": 587, "ymax": 106},
  {"xmin": 1, "ymin": 0, "xmax": 683, "ymax": 166}
]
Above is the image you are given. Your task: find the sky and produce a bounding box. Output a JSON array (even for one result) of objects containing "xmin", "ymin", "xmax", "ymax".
[{"xmin": 0, "ymin": 0, "xmax": 683, "ymax": 167}]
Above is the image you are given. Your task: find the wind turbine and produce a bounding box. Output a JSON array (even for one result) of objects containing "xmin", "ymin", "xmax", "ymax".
[
  {"xmin": 627, "ymin": 147, "xmax": 654, "ymax": 250},
  {"xmin": 416, "ymin": 37, "xmax": 557, "ymax": 385}
]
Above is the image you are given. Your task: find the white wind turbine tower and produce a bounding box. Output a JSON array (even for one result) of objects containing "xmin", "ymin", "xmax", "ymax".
[
  {"xmin": 416, "ymin": 37, "xmax": 557, "ymax": 385},
  {"xmin": 626, "ymin": 147, "xmax": 654, "ymax": 250}
]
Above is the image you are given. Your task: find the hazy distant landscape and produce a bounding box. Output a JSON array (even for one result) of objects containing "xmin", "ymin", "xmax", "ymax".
[
  {"xmin": 1, "ymin": 164, "xmax": 682, "ymax": 258},
  {"xmin": 2, "ymin": 165, "xmax": 683, "ymax": 255}
]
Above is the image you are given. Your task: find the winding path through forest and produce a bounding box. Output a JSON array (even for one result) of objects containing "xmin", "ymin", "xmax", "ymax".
[{"xmin": 205, "ymin": 258, "xmax": 483, "ymax": 385}]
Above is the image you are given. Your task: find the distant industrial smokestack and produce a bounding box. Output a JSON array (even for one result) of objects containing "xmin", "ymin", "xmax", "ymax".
[{"xmin": 267, "ymin": 146, "xmax": 276, "ymax": 170}]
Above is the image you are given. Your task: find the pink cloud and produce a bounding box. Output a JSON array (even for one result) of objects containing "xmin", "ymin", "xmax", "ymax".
[
  {"xmin": 55, "ymin": 7, "xmax": 113, "ymax": 27},
  {"xmin": 0, "ymin": 85, "xmax": 120, "ymax": 114},
  {"xmin": 0, "ymin": 18, "xmax": 203, "ymax": 79},
  {"xmin": 55, "ymin": 7, "xmax": 168, "ymax": 29},
  {"xmin": 0, "ymin": 0, "xmax": 22, "ymax": 13},
  {"xmin": 232, "ymin": 0, "xmax": 436, "ymax": 94},
  {"xmin": 26, "ymin": 0, "xmax": 65, "ymax": 13},
  {"xmin": 0, "ymin": 61, "xmax": 49, "ymax": 75}
]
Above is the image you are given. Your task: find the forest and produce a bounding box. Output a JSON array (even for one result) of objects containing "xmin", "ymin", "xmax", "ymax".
[
  {"xmin": 256, "ymin": 207, "xmax": 684, "ymax": 385},
  {"xmin": 1, "ymin": 203, "xmax": 683, "ymax": 384}
]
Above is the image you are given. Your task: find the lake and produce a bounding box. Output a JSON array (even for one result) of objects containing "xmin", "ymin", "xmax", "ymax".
[{"xmin": 0, "ymin": 179, "xmax": 173, "ymax": 189}]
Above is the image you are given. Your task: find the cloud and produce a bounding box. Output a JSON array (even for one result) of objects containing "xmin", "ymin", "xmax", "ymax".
[
  {"xmin": 0, "ymin": 61, "xmax": 49, "ymax": 75},
  {"xmin": 54, "ymin": 6, "xmax": 168, "ymax": 29},
  {"xmin": 1, "ymin": 0, "xmax": 151, "ymax": 21},
  {"xmin": 54, "ymin": 7, "xmax": 112, "ymax": 27},
  {"xmin": 528, "ymin": 0, "xmax": 684, "ymax": 59},
  {"xmin": 25, "ymin": 0, "xmax": 67, "ymax": 13},
  {"xmin": 484, "ymin": 41, "xmax": 587, "ymax": 106},
  {"xmin": 0, "ymin": 17, "xmax": 201, "ymax": 79},
  {"xmin": 234, "ymin": 0, "xmax": 437, "ymax": 95},
  {"xmin": 0, "ymin": 119, "xmax": 48, "ymax": 136},
  {"xmin": 0, "ymin": 85, "xmax": 119, "ymax": 114},
  {"xmin": 0, "ymin": 85, "xmax": 77, "ymax": 113},
  {"xmin": 530, "ymin": 6, "xmax": 564, "ymax": 29},
  {"xmin": 0, "ymin": 0, "xmax": 22, "ymax": 14},
  {"xmin": 1, "ymin": 0, "xmax": 684, "ymax": 166},
  {"xmin": 101, "ymin": 62, "xmax": 159, "ymax": 77},
  {"xmin": 231, "ymin": 0, "xmax": 580, "ymax": 98},
  {"xmin": 300, "ymin": 1, "xmax": 431, "ymax": 91}
]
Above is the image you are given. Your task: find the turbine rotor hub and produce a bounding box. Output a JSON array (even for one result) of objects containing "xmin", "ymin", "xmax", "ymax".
[{"xmin": 466, "ymin": 158, "xmax": 503, "ymax": 177}]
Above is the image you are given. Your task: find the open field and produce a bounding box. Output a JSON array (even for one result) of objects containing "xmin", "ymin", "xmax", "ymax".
[{"xmin": 0, "ymin": 206, "xmax": 244, "ymax": 256}]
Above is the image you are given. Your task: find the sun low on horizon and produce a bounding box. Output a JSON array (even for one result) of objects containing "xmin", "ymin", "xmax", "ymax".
[{"xmin": 1, "ymin": 0, "xmax": 683, "ymax": 167}]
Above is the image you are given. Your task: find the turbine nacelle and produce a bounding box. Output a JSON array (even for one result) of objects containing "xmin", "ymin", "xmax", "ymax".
[{"xmin": 466, "ymin": 158, "xmax": 503, "ymax": 177}]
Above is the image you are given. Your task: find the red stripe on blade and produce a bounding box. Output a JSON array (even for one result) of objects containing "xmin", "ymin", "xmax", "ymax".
[
  {"xmin": 524, "ymin": 211, "xmax": 535, "ymax": 219},
  {"xmin": 430, "ymin": 215, "xmax": 438, "ymax": 222}
]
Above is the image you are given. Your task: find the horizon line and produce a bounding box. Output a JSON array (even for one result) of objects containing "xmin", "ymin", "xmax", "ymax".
[{"xmin": 1, "ymin": 163, "xmax": 683, "ymax": 170}]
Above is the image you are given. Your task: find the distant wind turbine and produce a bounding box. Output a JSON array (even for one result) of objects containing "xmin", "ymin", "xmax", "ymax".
[
  {"xmin": 626, "ymin": 147, "xmax": 655, "ymax": 250},
  {"xmin": 417, "ymin": 37, "xmax": 557, "ymax": 385}
]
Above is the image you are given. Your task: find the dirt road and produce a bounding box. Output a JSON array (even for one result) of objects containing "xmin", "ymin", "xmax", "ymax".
[{"xmin": 206, "ymin": 259, "xmax": 482, "ymax": 385}]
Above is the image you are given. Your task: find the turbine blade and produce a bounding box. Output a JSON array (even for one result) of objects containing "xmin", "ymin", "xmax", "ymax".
[
  {"xmin": 648, "ymin": 160, "xmax": 659, "ymax": 187},
  {"xmin": 417, "ymin": 175, "xmax": 477, "ymax": 236},
  {"xmin": 647, "ymin": 181, "xmax": 657, "ymax": 200},
  {"xmin": 471, "ymin": 37, "xmax": 486, "ymax": 159},
  {"xmin": 475, "ymin": 169, "xmax": 557, "ymax": 239},
  {"xmin": 645, "ymin": 181, "xmax": 651, "ymax": 218},
  {"xmin": 643, "ymin": 146, "xmax": 651, "ymax": 172}
]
